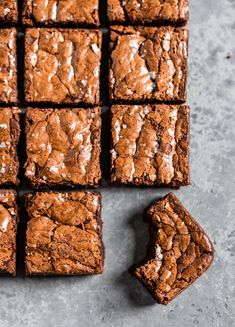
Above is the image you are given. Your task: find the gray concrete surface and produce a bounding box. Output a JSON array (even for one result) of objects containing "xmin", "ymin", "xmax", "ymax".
[{"xmin": 1, "ymin": 0, "xmax": 235, "ymax": 326}]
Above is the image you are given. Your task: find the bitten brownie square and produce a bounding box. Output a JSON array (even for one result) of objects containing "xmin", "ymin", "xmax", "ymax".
[
  {"xmin": 0, "ymin": 189, "xmax": 18, "ymax": 276},
  {"xmin": 22, "ymin": 0, "xmax": 99, "ymax": 26},
  {"xmin": 0, "ymin": 0, "xmax": 18, "ymax": 24},
  {"xmin": 109, "ymin": 26, "xmax": 188, "ymax": 103},
  {"xmin": 24, "ymin": 107, "xmax": 101, "ymax": 188},
  {"xmin": 0, "ymin": 28, "xmax": 17, "ymax": 103},
  {"xmin": 108, "ymin": 0, "xmax": 188, "ymax": 26},
  {"xmin": 132, "ymin": 193, "xmax": 214, "ymax": 305},
  {"xmin": 0, "ymin": 108, "xmax": 20, "ymax": 186},
  {"xmin": 25, "ymin": 191, "xmax": 104, "ymax": 275},
  {"xmin": 24, "ymin": 28, "xmax": 102, "ymax": 104},
  {"xmin": 110, "ymin": 104, "xmax": 190, "ymax": 187}
]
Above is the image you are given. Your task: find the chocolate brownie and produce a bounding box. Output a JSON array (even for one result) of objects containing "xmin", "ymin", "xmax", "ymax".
[
  {"xmin": 107, "ymin": 0, "xmax": 188, "ymax": 26},
  {"xmin": 24, "ymin": 107, "xmax": 101, "ymax": 188},
  {"xmin": 0, "ymin": 28, "xmax": 17, "ymax": 103},
  {"xmin": 110, "ymin": 104, "xmax": 190, "ymax": 187},
  {"xmin": 22, "ymin": 0, "xmax": 99, "ymax": 26},
  {"xmin": 109, "ymin": 26, "xmax": 188, "ymax": 103},
  {"xmin": 25, "ymin": 191, "xmax": 104, "ymax": 275},
  {"xmin": 132, "ymin": 193, "xmax": 214, "ymax": 305},
  {"xmin": 0, "ymin": 189, "xmax": 18, "ymax": 276},
  {"xmin": 24, "ymin": 28, "xmax": 102, "ymax": 104},
  {"xmin": 0, "ymin": 108, "xmax": 20, "ymax": 186},
  {"xmin": 0, "ymin": 0, "xmax": 18, "ymax": 24}
]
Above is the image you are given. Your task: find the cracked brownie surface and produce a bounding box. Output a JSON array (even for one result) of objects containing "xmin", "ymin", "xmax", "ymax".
[
  {"xmin": 110, "ymin": 104, "xmax": 190, "ymax": 187},
  {"xmin": 0, "ymin": 189, "xmax": 18, "ymax": 276},
  {"xmin": 25, "ymin": 191, "xmax": 104, "ymax": 275},
  {"xmin": 133, "ymin": 193, "xmax": 214, "ymax": 305},
  {"xmin": 0, "ymin": 108, "xmax": 20, "ymax": 186},
  {"xmin": 24, "ymin": 107, "xmax": 101, "ymax": 188},
  {"xmin": 0, "ymin": 28, "xmax": 17, "ymax": 103},
  {"xmin": 0, "ymin": 0, "xmax": 18, "ymax": 23},
  {"xmin": 109, "ymin": 26, "xmax": 188, "ymax": 103},
  {"xmin": 24, "ymin": 28, "xmax": 101, "ymax": 104},
  {"xmin": 22, "ymin": 0, "xmax": 99, "ymax": 26},
  {"xmin": 108, "ymin": 0, "xmax": 188, "ymax": 25}
]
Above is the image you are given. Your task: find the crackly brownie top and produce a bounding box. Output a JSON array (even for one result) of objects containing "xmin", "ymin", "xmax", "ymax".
[
  {"xmin": 25, "ymin": 28, "xmax": 101, "ymax": 104},
  {"xmin": 23, "ymin": 0, "xmax": 99, "ymax": 26},
  {"xmin": 0, "ymin": 189, "xmax": 18, "ymax": 275},
  {"xmin": 25, "ymin": 108, "xmax": 101, "ymax": 187},
  {"xmin": 0, "ymin": 28, "xmax": 17, "ymax": 103},
  {"xmin": 0, "ymin": 0, "xmax": 18, "ymax": 22},
  {"xmin": 108, "ymin": 0, "xmax": 188, "ymax": 25},
  {"xmin": 133, "ymin": 193, "xmax": 214, "ymax": 304},
  {"xmin": 110, "ymin": 26, "xmax": 188, "ymax": 102},
  {"xmin": 25, "ymin": 191, "xmax": 103, "ymax": 275},
  {"xmin": 111, "ymin": 104, "xmax": 190, "ymax": 186},
  {"xmin": 0, "ymin": 108, "xmax": 20, "ymax": 185}
]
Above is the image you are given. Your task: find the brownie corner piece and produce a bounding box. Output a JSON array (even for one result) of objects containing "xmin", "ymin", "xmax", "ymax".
[
  {"xmin": 132, "ymin": 192, "xmax": 214, "ymax": 304},
  {"xmin": 0, "ymin": 28, "xmax": 17, "ymax": 103},
  {"xmin": 110, "ymin": 104, "xmax": 190, "ymax": 187},
  {"xmin": 0, "ymin": 189, "xmax": 18, "ymax": 276},
  {"xmin": 0, "ymin": 0, "xmax": 18, "ymax": 23},
  {"xmin": 109, "ymin": 26, "xmax": 188, "ymax": 103},
  {"xmin": 107, "ymin": 0, "xmax": 188, "ymax": 26},
  {"xmin": 22, "ymin": 0, "xmax": 100, "ymax": 26},
  {"xmin": 24, "ymin": 107, "xmax": 101, "ymax": 188},
  {"xmin": 25, "ymin": 191, "xmax": 104, "ymax": 275},
  {"xmin": 0, "ymin": 108, "xmax": 20, "ymax": 186},
  {"xmin": 24, "ymin": 28, "xmax": 101, "ymax": 104}
]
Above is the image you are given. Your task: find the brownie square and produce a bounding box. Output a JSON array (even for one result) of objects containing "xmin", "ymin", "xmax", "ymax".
[
  {"xmin": 109, "ymin": 26, "xmax": 188, "ymax": 103},
  {"xmin": 0, "ymin": 108, "xmax": 20, "ymax": 186},
  {"xmin": 110, "ymin": 104, "xmax": 190, "ymax": 187},
  {"xmin": 0, "ymin": 0, "xmax": 18, "ymax": 24},
  {"xmin": 24, "ymin": 107, "xmax": 101, "ymax": 188},
  {"xmin": 25, "ymin": 191, "xmax": 104, "ymax": 275},
  {"xmin": 108, "ymin": 0, "xmax": 188, "ymax": 26},
  {"xmin": 132, "ymin": 193, "xmax": 214, "ymax": 305},
  {"xmin": 22, "ymin": 0, "xmax": 99, "ymax": 26},
  {"xmin": 0, "ymin": 189, "xmax": 18, "ymax": 276},
  {"xmin": 24, "ymin": 28, "xmax": 102, "ymax": 104},
  {"xmin": 0, "ymin": 28, "xmax": 17, "ymax": 103}
]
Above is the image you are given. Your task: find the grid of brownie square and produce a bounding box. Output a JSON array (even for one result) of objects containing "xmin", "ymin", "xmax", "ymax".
[
  {"xmin": 0, "ymin": 0, "xmax": 18, "ymax": 24},
  {"xmin": 0, "ymin": 108, "xmax": 20, "ymax": 186},
  {"xmin": 110, "ymin": 104, "xmax": 190, "ymax": 187},
  {"xmin": 0, "ymin": 189, "xmax": 18, "ymax": 276},
  {"xmin": 25, "ymin": 191, "xmax": 103, "ymax": 275},
  {"xmin": 24, "ymin": 107, "xmax": 101, "ymax": 188},
  {"xmin": 0, "ymin": 28, "xmax": 17, "ymax": 103},
  {"xmin": 22, "ymin": 0, "xmax": 100, "ymax": 26},
  {"xmin": 107, "ymin": 0, "xmax": 189, "ymax": 26},
  {"xmin": 109, "ymin": 26, "xmax": 188, "ymax": 103},
  {"xmin": 24, "ymin": 28, "xmax": 102, "ymax": 104}
]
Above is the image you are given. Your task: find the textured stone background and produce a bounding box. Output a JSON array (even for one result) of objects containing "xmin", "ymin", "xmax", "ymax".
[{"xmin": 1, "ymin": 0, "xmax": 235, "ymax": 326}]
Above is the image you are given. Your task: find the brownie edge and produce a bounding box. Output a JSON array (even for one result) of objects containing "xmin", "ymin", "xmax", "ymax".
[{"xmin": 132, "ymin": 193, "xmax": 214, "ymax": 305}]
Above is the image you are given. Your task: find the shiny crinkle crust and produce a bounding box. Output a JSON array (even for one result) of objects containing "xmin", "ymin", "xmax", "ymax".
[
  {"xmin": 0, "ymin": 29, "xmax": 17, "ymax": 103},
  {"xmin": 0, "ymin": 189, "xmax": 18, "ymax": 276},
  {"xmin": 0, "ymin": 0, "xmax": 18, "ymax": 23},
  {"xmin": 110, "ymin": 104, "xmax": 190, "ymax": 187},
  {"xmin": 24, "ymin": 28, "xmax": 101, "ymax": 104},
  {"xmin": 24, "ymin": 107, "xmax": 101, "ymax": 188},
  {"xmin": 108, "ymin": 0, "xmax": 188, "ymax": 25},
  {"xmin": 133, "ymin": 193, "xmax": 214, "ymax": 304},
  {"xmin": 22, "ymin": 0, "xmax": 99, "ymax": 26},
  {"xmin": 109, "ymin": 26, "xmax": 188, "ymax": 103},
  {"xmin": 25, "ymin": 191, "xmax": 104, "ymax": 275},
  {"xmin": 0, "ymin": 108, "xmax": 20, "ymax": 186}
]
